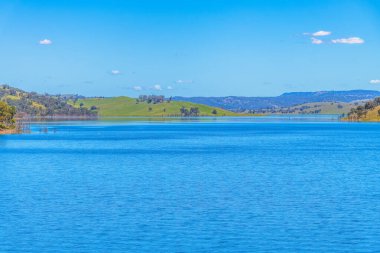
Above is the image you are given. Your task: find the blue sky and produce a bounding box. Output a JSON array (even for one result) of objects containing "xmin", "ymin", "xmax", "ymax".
[{"xmin": 0, "ymin": 0, "xmax": 379, "ymax": 97}]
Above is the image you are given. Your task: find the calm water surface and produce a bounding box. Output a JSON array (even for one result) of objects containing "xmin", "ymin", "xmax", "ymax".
[{"xmin": 1, "ymin": 116, "xmax": 380, "ymax": 252}]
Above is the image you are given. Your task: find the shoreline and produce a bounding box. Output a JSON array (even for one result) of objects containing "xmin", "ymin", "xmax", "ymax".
[{"xmin": 0, "ymin": 129, "xmax": 18, "ymax": 135}]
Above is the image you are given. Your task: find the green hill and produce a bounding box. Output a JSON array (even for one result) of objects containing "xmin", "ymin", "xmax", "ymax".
[{"xmin": 73, "ymin": 97, "xmax": 243, "ymax": 117}]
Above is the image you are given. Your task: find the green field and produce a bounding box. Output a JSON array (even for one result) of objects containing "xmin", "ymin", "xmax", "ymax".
[{"xmin": 73, "ymin": 97, "xmax": 244, "ymax": 117}]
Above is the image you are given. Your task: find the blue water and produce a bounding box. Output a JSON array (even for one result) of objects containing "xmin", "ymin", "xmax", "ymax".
[{"xmin": 1, "ymin": 117, "xmax": 380, "ymax": 252}]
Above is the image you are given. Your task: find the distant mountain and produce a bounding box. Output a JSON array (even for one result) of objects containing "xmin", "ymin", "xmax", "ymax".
[
  {"xmin": 260, "ymin": 101, "xmax": 365, "ymax": 115},
  {"xmin": 173, "ymin": 90, "xmax": 380, "ymax": 112}
]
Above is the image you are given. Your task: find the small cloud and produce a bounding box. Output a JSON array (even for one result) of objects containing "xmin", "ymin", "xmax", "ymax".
[
  {"xmin": 370, "ymin": 80, "xmax": 380, "ymax": 84},
  {"xmin": 133, "ymin": 85, "xmax": 143, "ymax": 91},
  {"xmin": 176, "ymin": 79, "xmax": 193, "ymax": 84},
  {"xmin": 153, "ymin": 84, "xmax": 162, "ymax": 90},
  {"xmin": 311, "ymin": 37, "xmax": 323, "ymax": 44},
  {"xmin": 312, "ymin": 31, "xmax": 332, "ymax": 37},
  {"xmin": 110, "ymin": 70, "xmax": 121, "ymax": 75},
  {"xmin": 167, "ymin": 86, "xmax": 173, "ymax": 90},
  {"xmin": 332, "ymin": 37, "xmax": 365, "ymax": 44},
  {"xmin": 39, "ymin": 39, "xmax": 52, "ymax": 45}
]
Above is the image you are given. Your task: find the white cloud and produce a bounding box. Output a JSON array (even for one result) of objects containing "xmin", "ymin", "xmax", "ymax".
[
  {"xmin": 133, "ymin": 86, "xmax": 143, "ymax": 91},
  {"xmin": 176, "ymin": 79, "xmax": 193, "ymax": 84},
  {"xmin": 370, "ymin": 80, "xmax": 380, "ymax": 84},
  {"xmin": 167, "ymin": 85, "xmax": 173, "ymax": 90},
  {"xmin": 153, "ymin": 84, "xmax": 162, "ymax": 90},
  {"xmin": 110, "ymin": 70, "xmax": 121, "ymax": 75},
  {"xmin": 332, "ymin": 37, "xmax": 365, "ymax": 44},
  {"xmin": 311, "ymin": 37, "xmax": 323, "ymax": 44},
  {"xmin": 39, "ymin": 39, "xmax": 52, "ymax": 45},
  {"xmin": 312, "ymin": 31, "xmax": 332, "ymax": 37}
]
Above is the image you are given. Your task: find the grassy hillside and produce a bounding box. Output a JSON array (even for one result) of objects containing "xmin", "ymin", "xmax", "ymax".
[
  {"xmin": 361, "ymin": 105, "xmax": 380, "ymax": 121},
  {"xmin": 74, "ymin": 97, "xmax": 243, "ymax": 116},
  {"xmin": 344, "ymin": 97, "xmax": 380, "ymax": 121}
]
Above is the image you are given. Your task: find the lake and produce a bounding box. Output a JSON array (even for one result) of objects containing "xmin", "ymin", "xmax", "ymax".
[{"xmin": 1, "ymin": 116, "xmax": 380, "ymax": 252}]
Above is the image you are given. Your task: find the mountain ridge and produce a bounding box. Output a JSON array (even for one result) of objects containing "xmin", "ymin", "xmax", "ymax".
[{"xmin": 173, "ymin": 90, "xmax": 380, "ymax": 112}]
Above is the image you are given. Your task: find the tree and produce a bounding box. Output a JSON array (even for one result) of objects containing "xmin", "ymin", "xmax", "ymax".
[
  {"xmin": 212, "ymin": 109, "xmax": 218, "ymax": 115},
  {"xmin": 180, "ymin": 106, "xmax": 189, "ymax": 116},
  {"xmin": 180, "ymin": 106, "xmax": 199, "ymax": 116},
  {"xmin": 190, "ymin": 107, "xmax": 199, "ymax": 116},
  {"xmin": 0, "ymin": 101, "xmax": 16, "ymax": 129}
]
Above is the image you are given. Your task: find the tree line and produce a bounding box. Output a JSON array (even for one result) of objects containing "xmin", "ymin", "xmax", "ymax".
[{"xmin": 0, "ymin": 85, "xmax": 96, "ymax": 117}]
